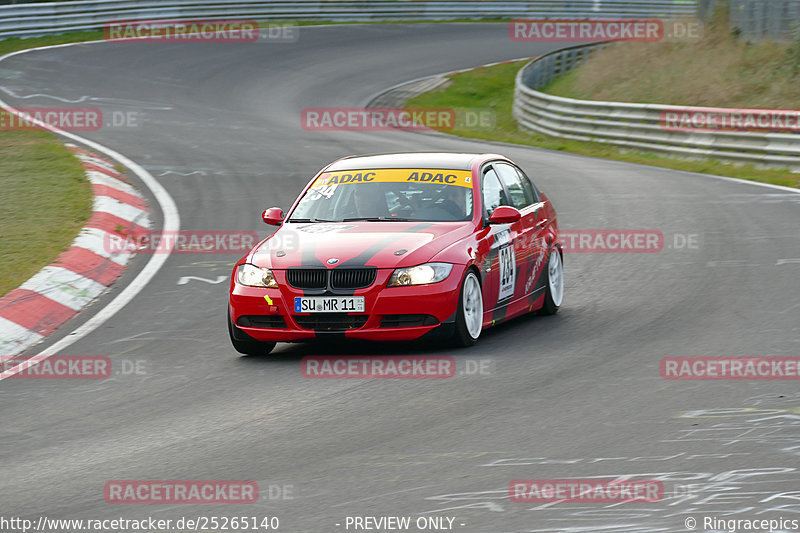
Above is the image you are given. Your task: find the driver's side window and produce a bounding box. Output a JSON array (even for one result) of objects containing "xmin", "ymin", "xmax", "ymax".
[{"xmin": 482, "ymin": 168, "xmax": 507, "ymax": 216}]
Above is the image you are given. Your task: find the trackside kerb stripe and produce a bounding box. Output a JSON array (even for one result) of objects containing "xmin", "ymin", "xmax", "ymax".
[
  {"xmin": 86, "ymin": 170, "xmax": 139, "ymax": 195},
  {"xmin": 72, "ymin": 227, "xmax": 135, "ymax": 264},
  {"xmin": 0, "ymin": 39, "xmax": 179, "ymax": 381},
  {"xmin": 0, "ymin": 290, "xmax": 76, "ymax": 336},
  {"xmin": 19, "ymin": 266, "xmax": 108, "ymax": 311},
  {"xmin": 92, "ymin": 184, "xmax": 149, "ymax": 211},
  {"xmin": 82, "ymin": 161, "xmax": 121, "ymax": 178},
  {"xmin": 0, "ymin": 145, "xmax": 151, "ymax": 360},
  {"xmin": 54, "ymin": 247, "xmax": 126, "ymax": 286},
  {"xmin": 84, "ymin": 211, "xmax": 149, "ymax": 237},
  {"xmin": 93, "ymin": 196, "xmax": 149, "ymax": 225}
]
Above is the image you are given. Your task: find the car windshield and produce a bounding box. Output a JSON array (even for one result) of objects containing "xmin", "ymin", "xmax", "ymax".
[{"xmin": 289, "ymin": 168, "xmax": 474, "ymax": 222}]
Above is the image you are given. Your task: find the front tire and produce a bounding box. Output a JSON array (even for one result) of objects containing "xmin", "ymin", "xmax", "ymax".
[
  {"xmin": 228, "ymin": 309, "xmax": 276, "ymax": 356},
  {"xmin": 453, "ymin": 270, "xmax": 483, "ymax": 347},
  {"xmin": 540, "ymin": 248, "xmax": 563, "ymax": 315}
]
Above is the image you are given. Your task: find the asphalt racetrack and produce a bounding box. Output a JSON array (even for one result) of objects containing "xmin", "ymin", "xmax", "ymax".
[{"xmin": 1, "ymin": 24, "xmax": 799, "ymax": 532}]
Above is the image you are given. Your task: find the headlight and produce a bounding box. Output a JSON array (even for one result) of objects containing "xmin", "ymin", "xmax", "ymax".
[
  {"xmin": 388, "ymin": 263, "xmax": 453, "ymax": 287},
  {"xmin": 237, "ymin": 264, "xmax": 278, "ymax": 288}
]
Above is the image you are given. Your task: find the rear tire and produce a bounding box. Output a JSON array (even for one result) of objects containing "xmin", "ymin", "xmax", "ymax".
[
  {"xmin": 453, "ymin": 270, "xmax": 483, "ymax": 347},
  {"xmin": 228, "ymin": 309, "xmax": 276, "ymax": 356},
  {"xmin": 540, "ymin": 248, "xmax": 563, "ymax": 316}
]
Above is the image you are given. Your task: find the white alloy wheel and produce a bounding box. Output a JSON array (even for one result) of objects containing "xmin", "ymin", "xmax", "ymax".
[
  {"xmin": 547, "ymin": 250, "xmax": 564, "ymax": 307},
  {"xmin": 462, "ymin": 271, "xmax": 483, "ymax": 340}
]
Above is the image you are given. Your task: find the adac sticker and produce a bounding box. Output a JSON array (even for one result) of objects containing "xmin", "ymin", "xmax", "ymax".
[{"xmin": 312, "ymin": 168, "xmax": 473, "ymax": 189}]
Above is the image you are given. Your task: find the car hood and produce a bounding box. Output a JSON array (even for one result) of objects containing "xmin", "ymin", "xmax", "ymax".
[{"xmin": 250, "ymin": 221, "xmax": 472, "ymax": 270}]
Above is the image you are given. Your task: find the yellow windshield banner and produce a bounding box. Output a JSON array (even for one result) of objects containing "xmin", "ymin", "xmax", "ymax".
[{"xmin": 312, "ymin": 168, "xmax": 473, "ymax": 189}]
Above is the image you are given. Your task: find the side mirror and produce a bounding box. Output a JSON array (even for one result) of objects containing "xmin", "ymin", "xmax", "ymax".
[
  {"xmin": 488, "ymin": 205, "xmax": 521, "ymax": 224},
  {"xmin": 262, "ymin": 207, "xmax": 284, "ymax": 226}
]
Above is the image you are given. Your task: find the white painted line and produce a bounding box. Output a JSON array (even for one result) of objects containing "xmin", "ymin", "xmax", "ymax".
[
  {"xmin": 0, "ymin": 39, "xmax": 180, "ymax": 381},
  {"xmin": 0, "ymin": 318, "xmax": 44, "ymax": 357},
  {"xmin": 177, "ymin": 275, "xmax": 228, "ymax": 285},
  {"xmin": 19, "ymin": 266, "xmax": 108, "ymax": 311},
  {"xmin": 696, "ymin": 174, "xmax": 800, "ymax": 194},
  {"xmin": 94, "ymin": 195, "xmax": 149, "ymax": 224}
]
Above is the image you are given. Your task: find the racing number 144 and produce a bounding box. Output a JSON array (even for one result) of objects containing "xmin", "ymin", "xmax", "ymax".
[{"xmin": 498, "ymin": 245, "xmax": 515, "ymax": 300}]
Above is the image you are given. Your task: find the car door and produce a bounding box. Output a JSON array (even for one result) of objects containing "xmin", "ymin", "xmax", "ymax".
[
  {"xmin": 480, "ymin": 165, "xmax": 522, "ymax": 321},
  {"xmin": 496, "ymin": 162, "xmax": 549, "ymax": 309}
]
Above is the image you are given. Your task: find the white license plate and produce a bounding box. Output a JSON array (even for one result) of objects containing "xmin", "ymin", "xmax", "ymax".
[{"xmin": 294, "ymin": 296, "xmax": 365, "ymax": 313}]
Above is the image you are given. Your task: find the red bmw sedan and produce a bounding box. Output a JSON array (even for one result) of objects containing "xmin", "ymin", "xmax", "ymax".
[{"xmin": 228, "ymin": 152, "xmax": 562, "ymax": 354}]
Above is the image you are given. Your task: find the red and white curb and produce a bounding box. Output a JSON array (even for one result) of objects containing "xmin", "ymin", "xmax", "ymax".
[{"xmin": 0, "ymin": 144, "xmax": 150, "ymax": 356}]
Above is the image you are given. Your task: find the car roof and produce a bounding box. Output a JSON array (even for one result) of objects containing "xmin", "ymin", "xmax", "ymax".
[{"xmin": 325, "ymin": 152, "xmax": 506, "ymax": 172}]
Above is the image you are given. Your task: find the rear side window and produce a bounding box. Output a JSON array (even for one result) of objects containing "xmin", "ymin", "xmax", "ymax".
[
  {"xmin": 495, "ymin": 163, "xmax": 533, "ymax": 209},
  {"xmin": 516, "ymin": 167, "xmax": 540, "ymax": 203}
]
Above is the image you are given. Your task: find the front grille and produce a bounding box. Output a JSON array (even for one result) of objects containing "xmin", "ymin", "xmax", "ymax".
[
  {"xmin": 286, "ymin": 268, "xmax": 376, "ymax": 290},
  {"xmin": 286, "ymin": 269, "xmax": 326, "ymax": 289},
  {"xmin": 237, "ymin": 315, "xmax": 287, "ymax": 329},
  {"xmin": 294, "ymin": 314, "xmax": 369, "ymax": 331},
  {"xmin": 331, "ymin": 268, "xmax": 376, "ymax": 289},
  {"xmin": 380, "ymin": 314, "xmax": 439, "ymax": 328}
]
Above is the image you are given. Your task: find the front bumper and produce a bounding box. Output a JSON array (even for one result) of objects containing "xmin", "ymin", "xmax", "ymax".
[{"xmin": 229, "ymin": 268, "xmax": 463, "ymax": 342}]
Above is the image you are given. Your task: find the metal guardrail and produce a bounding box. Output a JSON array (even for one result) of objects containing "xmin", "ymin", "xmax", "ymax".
[
  {"xmin": 728, "ymin": 0, "xmax": 800, "ymax": 42},
  {"xmin": 518, "ymin": 42, "xmax": 603, "ymax": 91},
  {"xmin": 513, "ymin": 43, "xmax": 800, "ymax": 170},
  {"xmin": 0, "ymin": 1, "xmax": 698, "ymax": 38}
]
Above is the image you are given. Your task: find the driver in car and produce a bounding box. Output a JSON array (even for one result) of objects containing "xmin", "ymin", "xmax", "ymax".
[
  {"xmin": 437, "ymin": 186, "xmax": 467, "ymax": 219},
  {"xmin": 348, "ymin": 185, "xmax": 390, "ymax": 219}
]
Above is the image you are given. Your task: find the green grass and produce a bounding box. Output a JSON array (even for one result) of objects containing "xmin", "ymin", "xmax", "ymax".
[
  {"xmin": 406, "ymin": 60, "xmax": 799, "ymax": 188},
  {"xmin": 0, "ymin": 31, "xmax": 105, "ymax": 57},
  {"xmin": 0, "ymin": 112, "xmax": 92, "ymax": 297},
  {"xmin": 541, "ymin": 21, "xmax": 800, "ymax": 108}
]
